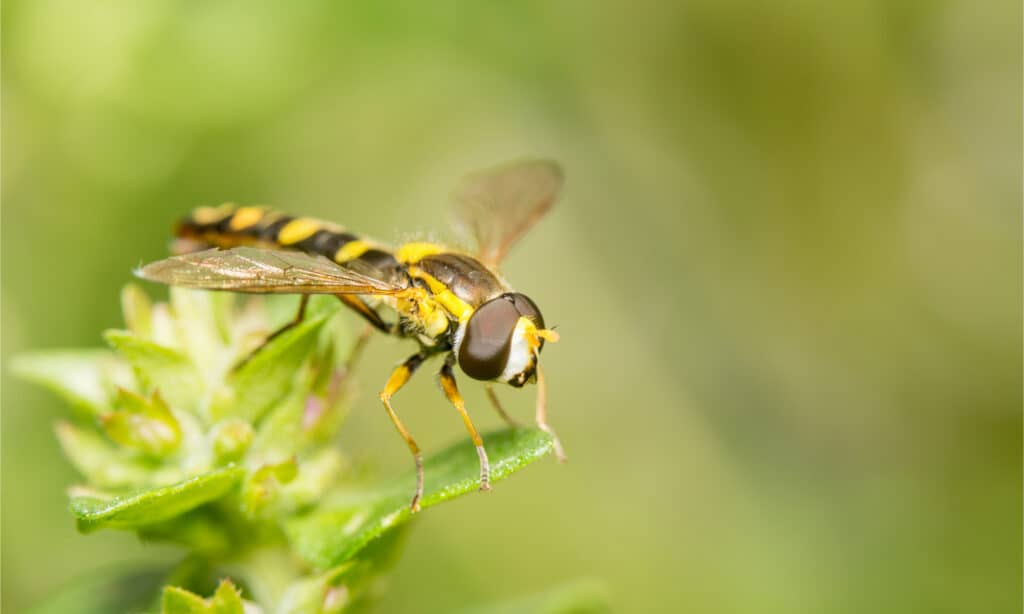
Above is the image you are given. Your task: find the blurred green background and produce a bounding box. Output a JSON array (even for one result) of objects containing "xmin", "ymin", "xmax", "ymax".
[{"xmin": 3, "ymin": 1, "xmax": 1020, "ymax": 612}]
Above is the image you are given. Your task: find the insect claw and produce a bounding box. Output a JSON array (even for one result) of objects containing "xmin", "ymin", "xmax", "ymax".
[{"xmin": 475, "ymin": 444, "xmax": 491, "ymax": 491}]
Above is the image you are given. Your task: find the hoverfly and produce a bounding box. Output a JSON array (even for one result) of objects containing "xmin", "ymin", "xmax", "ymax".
[{"xmin": 137, "ymin": 159, "xmax": 565, "ymax": 512}]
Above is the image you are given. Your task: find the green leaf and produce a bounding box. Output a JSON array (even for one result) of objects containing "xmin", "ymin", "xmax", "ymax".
[
  {"xmin": 264, "ymin": 295, "xmax": 339, "ymax": 330},
  {"xmin": 71, "ymin": 465, "xmax": 245, "ymax": 533},
  {"xmin": 275, "ymin": 564, "xmax": 351, "ymax": 614},
  {"xmin": 11, "ymin": 349, "xmax": 130, "ymax": 416},
  {"xmin": 303, "ymin": 369, "xmax": 356, "ymax": 446},
  {"xmin": 162, "ymin": 579, "xmax": 246, "ymax": 614},
  {"xmin": 253, "ymin": 386, "xmax": 308, "ymax": 459},
  {"xmin": 162, "ymin": 586, "xmax": 210, "ymax": 613},
  {"xmin": 24, "ymin": 563, "xmax": 169, "ymax": 614},
  {"xmin": 277, "ymin": 526, "xmax": 409, "ymax": 614},
  {"xmin": 121, "ymin": 283, "xmax": 154, "ymax": 338},
  {"xmin": 138, "ymin": 509, "xmax": 234, "ymax": 555},
  {"xmin": 54, "ymin": 420, "xmax": 154, "ymax": 489},
  {"xmin": 104, "ymin": 330, "xmax": 203, "ymax": 411},
  {"xmin": 451, "ymin": 579, "xmax": 610, "ymax": 614},
  {"xmin": 209, "ymin": 579, "xmax": 247, "ymax": 613},
  {"xmin": 280, "ymin": 449, "xmax": 346, "ymax": 512},
  {"xmin": 169, "ymin": 287, "xmax": 229, "ymax": 374},
  {"xmin": 211, "ymin": 310, "xmax": 332, "ymax": 423},
  {"xmin": 285, "ymin": 427, "xmax": 554, "ymax": 569},
  {"xmin": 101, "ymin": 388, "xmax": 182, "ymax": 457},
  {"xmin": 242, "ymin": 457, "xmax": 299, "ymax": 517}
]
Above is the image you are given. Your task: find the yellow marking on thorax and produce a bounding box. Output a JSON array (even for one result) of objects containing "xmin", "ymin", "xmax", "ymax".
[
  {"xmin": 396, "ymin": 242, "xmax": 446, "ymax": 264},
  {"xmin": 395, "ymin": 287, "xmax": 450, "ymax": 338},
  {"xmin": 229, "ymin": 206, "xmax": 265, "ymax": 230},
  {"xmin": 407, "ymin": 267, "xmax": 473, "ymax": 322},
  {"xmin": 421, "ymin": 300, "xmax": 450, "ymax": 337},
  {"xmin": 277, "ymin": 218, "xmax": 321, "ymax": 245},
  {"xmin": 193, "ymin": 203, "xmax": 235, "ymax": 224},
  {"xmin": 333, "ymin": 240, "xmax": 371, "ymax": 263}
]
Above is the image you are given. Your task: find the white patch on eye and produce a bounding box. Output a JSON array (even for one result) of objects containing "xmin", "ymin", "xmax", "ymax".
[{"xmin": 500, "ymin": 317, "xmax": 534, "ymax": 382}]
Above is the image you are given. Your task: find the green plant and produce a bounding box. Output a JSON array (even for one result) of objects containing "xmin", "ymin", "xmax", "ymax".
[{"xmin": 14, "ymin": 286, "xmax": 601, "ymax": 613}]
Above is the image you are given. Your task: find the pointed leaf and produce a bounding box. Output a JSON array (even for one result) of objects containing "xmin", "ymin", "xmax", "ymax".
[
  {"xmin": 253, "ymin": 387, "xmax": 308, "ymax": 459},
  {"xmin": 243, "ymin": 458, "xmax": 299, "ymax": 517},
  {"xmin": 277, "ymin": 526, "xmax": 408, "ymax": 614},
  {"xmin": 276, "ymin": 567, "xmax": 349, "ymax": 614},
  {"xmin": 11, "ymin": 350, "xmax": 130, "ymax": 416},
  {"xmin": 54, "ymin": 420, "xmax": 154, "ymax": 488},
  {"xmin": 263, "ymin": 295, "xmax": 339, "ymax": 331},
  {"xmin": 121, "ymin": 283, "xmax": 154, "ymax": 338},
  {"xmin": 161, "ymin": 579, "xmax": 249, "ymax": 614},
  {"xmin": 104, "ymin": 330, "xmax": 203, "ymax": 410},
  {"xmin": 162, "ymin": 586, "xmax": 211, "ymax": 614},
  {"xmin": 170, "ymin": 287, "xmax": 228, "ymax": 374},
  {"xmin": 209, "ymin": 579, "xmax": 247, "ymax": 614},
  {"xmin": 102, "ymin": 389, "xmax": 182, "ymax": 456},
  {"xmin": 211, "ymin": 312, "xmax": 330, "ymax": 423},
  {"xmin": 285, "ymin": 427, "xmax": 554, "ymax": 568},
  {"xmin": 71, "ymin": 465, "xmax": 245, "ymax": 533}
]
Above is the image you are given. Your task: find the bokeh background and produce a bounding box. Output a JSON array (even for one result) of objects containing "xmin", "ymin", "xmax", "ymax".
[{"xmin": 3, "ymin": 1, "xmax": 1021, "ymax": 612}]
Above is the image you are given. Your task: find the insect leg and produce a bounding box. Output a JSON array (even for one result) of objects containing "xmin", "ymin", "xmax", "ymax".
[
  {"xmin": 439, "ymin": 355, "xmax": 491, "ymax": 491},
  {"xmin": 232, "ymin": 294, "xmax": 310, "ymax": 371},
  {"xmin": 484, "ymin": 383, "xmax": 520, "ymax": 428},
  {"xmin": 337, "ymin": 295, "xmax": 394, "ymax": 334},
  {"xmin": 265, "ymin": 294, "xmax": 310, "ymax": 341},
  {"xmin": 379, "ymin": 352, "xmax": 429, "ymax": 512},
  {"xmin": 535, "ymin": 365, "xmax": 567, "ymax": 462}
]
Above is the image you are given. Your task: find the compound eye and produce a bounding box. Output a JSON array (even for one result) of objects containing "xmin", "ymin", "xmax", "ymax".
[
  {"xmin": 508, "ymin": 293, "xmax": 544, "ymax": 330},
  {"xmin": 459, "ymin": 296, "xmax": 520, "ymax": 381}
]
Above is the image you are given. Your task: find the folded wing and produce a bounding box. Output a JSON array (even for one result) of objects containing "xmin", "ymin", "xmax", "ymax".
[{"xmin": 136, "ymin": 247, "xmax": 408, "ymax": 295}]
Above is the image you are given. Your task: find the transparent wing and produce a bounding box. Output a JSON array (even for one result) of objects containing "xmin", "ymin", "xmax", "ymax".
[
  {"xmin": 451, "ymin": 159, "xmax": 564, "ymax": 267},
  {"xmin": 136, "ymin": 247, "xmax": 408, "ymax": 295}
]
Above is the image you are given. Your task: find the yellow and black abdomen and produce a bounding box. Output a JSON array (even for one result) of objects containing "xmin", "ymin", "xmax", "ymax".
[{"xmin": 175, "ymin": 204, "xmax": 401, "ymax": 273}]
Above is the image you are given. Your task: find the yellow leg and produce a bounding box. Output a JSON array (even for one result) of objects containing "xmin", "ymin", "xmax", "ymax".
[
  {"xmin": 535, "ymin": 365, "xmax": 566, "ymax": 462},
  {"xmin": 484, "ymin": 383, "xmax": 520, "ymax": 428},
  {"xmin": 379, "ymin": 353, "xmax": 428, "ymax": 512},
  {"xmin": 440, "ymin": 356, "xmax": 491, "ymax": 491},
  {"xmin": 337, "ymin": 294, "xmax": 393, "ymax": 334}
]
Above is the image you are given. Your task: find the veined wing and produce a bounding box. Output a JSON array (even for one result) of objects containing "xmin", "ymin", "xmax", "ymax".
[
  {"xmin": 136, "ymin": 247, "xmax": 408, "ymax": 295},
  {"xmin": 451, "ymin": 158, "xmax": 564, "ymax": 268}
]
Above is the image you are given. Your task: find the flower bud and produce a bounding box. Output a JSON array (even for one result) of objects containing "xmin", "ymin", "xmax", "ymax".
[
  {"xmin": 101, "ymin": 389, "xmax": 181, "ymax": 457},
  {"xmin": 242, "ymin": 457, "xmax": 298, "ymax": 517},
  {"xmin": 211, "ymin": 419, "xmax": 254, "ymax": 464}
]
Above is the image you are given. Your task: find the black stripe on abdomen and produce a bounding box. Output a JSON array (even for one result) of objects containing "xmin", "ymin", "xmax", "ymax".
[
  {"xmin": 258, "ymin": 216, "xmax": 294, "ymax": 242},
  {"xmin": 356, "ymin": 248, "xmax": 400, "ymax": 269},
  {"xmin": 295, "ymin": 229, "xmax": 359, "ymax": 259}
]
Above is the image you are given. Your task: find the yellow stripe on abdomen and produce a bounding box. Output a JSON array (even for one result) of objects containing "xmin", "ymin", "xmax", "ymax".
[
  {"xmin": 333, "ymin": 240, "xmax": 372, "ymax": 263},
  {"xmin": 277, "ymin": 218, "xmax": 322, "ymax": 245}
]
